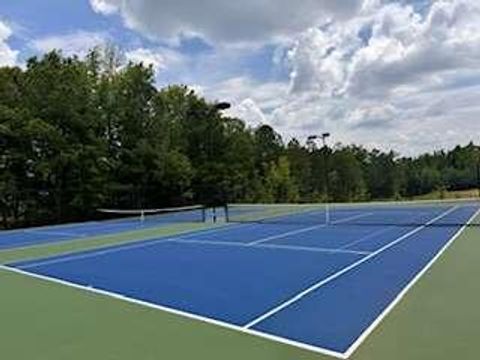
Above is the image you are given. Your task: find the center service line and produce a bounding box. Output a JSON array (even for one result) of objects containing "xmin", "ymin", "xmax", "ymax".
[
  {"xmin": 244, "ymin": 206, "xmax": 458, "ymax": 329},
  {"xmin": 248, "ymin": 213, "xmax": 374, "ymax": 246}
]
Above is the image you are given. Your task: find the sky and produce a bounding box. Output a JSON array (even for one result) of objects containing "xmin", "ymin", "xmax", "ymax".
[{"xmin": 0, "ymin": 0, "xmax": 479, "ymax": 155}]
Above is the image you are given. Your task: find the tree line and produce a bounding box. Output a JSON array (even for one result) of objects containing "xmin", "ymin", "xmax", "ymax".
[{"xmin": 1, "ymin": 49, "xmax": 479, "ymax": 228}]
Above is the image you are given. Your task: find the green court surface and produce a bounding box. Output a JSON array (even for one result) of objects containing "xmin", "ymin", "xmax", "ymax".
[
  {"xmin": 1, "ymin": 219, "xmax": 479, "ymax": 360},
  {"xmin": 0, "ymin": 222, "xmax": 214, "ymax": 264}
]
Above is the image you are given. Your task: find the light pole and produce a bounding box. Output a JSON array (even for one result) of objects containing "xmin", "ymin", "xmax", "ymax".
[
  {"xmin": 308, "ymin": 133, "xmax": 331, "ymax": 148},
  {"xmin": 208, "ymin": 102, "xmax": 231, "ymax": 222},
  {"xmin": 308, "ymin": 133, "xmax": 331, "ymax": 224},
  {"xmin": 476, "ymin": 145, "xmax": 480, "ymax": 198},
  {"xmin": 208, "ymin": 102, "xmax": 231, "ymax": 158},
  {"xmin": 214, "ymin": 102, "xmax": 231, "ymax": 111}
]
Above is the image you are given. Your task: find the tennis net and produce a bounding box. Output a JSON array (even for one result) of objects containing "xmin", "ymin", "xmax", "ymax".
[
  {"xmin": 225, "ymin": 199, "xmax": 480, "ymax": 227},
  {"xmin": 97, "ymin": 205, "xmax": 207, "ymax": 224}
]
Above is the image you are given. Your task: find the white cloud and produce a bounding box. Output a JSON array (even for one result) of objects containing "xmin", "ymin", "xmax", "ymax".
[
  {"xmin": 288, "ymin": 0, "xmax": 480, "ymax": 98},
  {"xmin": 198, "ymin": 76, "xmax": 289, "ymax": 129},
  {"xmin": 344, "ymin": 103, "xmax": 397, "ymax": 129},
  {"xmin": 125, "ymin": 47, "xmax": 184, "ymax": 73},
  {"xmin": 229, "ymin": 99, "xmax": 267, "ymax": 128},
  {"xmin": 201, "ymin": 72, "xmax": 480, "ymax": 156},
  {"xmin": 89, "ymin": 0, "xmax": 364, "ymax": 45},
  {"xmin": 0, "ymin": 21, "xmax": 19, "ymax": 66},
  {"xmin": 32, "ymin": 31, "xmax": 109, "ymax": 57},
  {"xmin": 90, "ymin": 0, "xmax": 118, "ymax": 15},
  {"xmin": 205, "ymin": 77, "xmax": 287, "ymax": 108},
  {"xmin": 278, "ymin": 0, "xmax": 480, "ymax": 154},
  {"xmin": 88, "ymin": 0, "xmax": 480, "ymax": 155},
  {"xmin": 264, "ymin": 85, "xmax": 480, "ymax": 155}
]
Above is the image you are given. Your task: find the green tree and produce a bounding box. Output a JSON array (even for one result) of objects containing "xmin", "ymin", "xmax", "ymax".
[
  {"xmin": 2, "ymin": 47, "xmax": 479, "ymax": 229},
  {"xmin": 264, "ymin": 157, "xmax": 299, "ymax": 203},
  {"xmin": 366, "ymin": 150, "xmax": 400, "ymax": 199},
  {"xmin": 286, "ymin": 139, "xmax": 313, "ymax": 200},
  {"xmin": 254, "ymin": 125, "xmax": 283, "ymax": 176},
  {"xmin": 329, "ymin": 148, "xmax": 367, "ymax": 201}
]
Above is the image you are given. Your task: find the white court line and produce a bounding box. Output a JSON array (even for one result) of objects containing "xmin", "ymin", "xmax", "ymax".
[
  {"xmin": 0, "ymin": 264, "xmax": 346, "ymax": 359},
  {"xmin": 0, "ymin": 220, "xmax": 99, "ymax": 235},
  {"xmin": 173, "ymin": 238, "xmax": 371, "ymax": 256},
  {"xmin": 0, "ymin": 220, "xmax": 239, "ymax": 254},
  {"xmin": 15, "ymin": 236, "xmax": 181, "ymax": 269},
  {"xmin": 343, "ymin": 207, "xmax": 480, "ymax": 358},
  {"xmin": 339, "ymin": 211, "xmax": 436, "ymax": 250},
  {"xmin": 174, "ymin": 238, "xmax": 249, "ymax": 247},
  {"xmin": 14, "ymin": 214, "xmax": 371, "ymax": 269},
  {"xmin": 243, "ymin": 206, "xmax": 459, "ymax": 329},
  {"xmin": 247, "ymin": 225, "xmax": 327, "ymax": 246},
  {"xmin": 3, "ymin": 205, "xmax": 476, "ymax": 359},
  {"xmin": 174, "ymin": 222, "xmax": 246, "ymax": 238},
  {"xmin": 24, "ymin": 229, "xmax": 85, "ymax": 238},
  {"xmin": 258, "ymin": 243, "xmax": 371, "ymax": 256},
  {"xmin": 248, "ymin": 213, "xmax": 374, "ymax": 246},
  {"xmin": 15, "ymin": 222, "xmax": 259, "ymax": 269},
  {"xmin": 339, "ymin": 226, "xmax": 398, "ymax": 250}
]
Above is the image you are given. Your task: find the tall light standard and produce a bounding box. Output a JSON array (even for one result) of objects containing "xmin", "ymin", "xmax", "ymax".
[
  {"xmin": 308, "ymin": 133, "xmax": 331, "ymax": 224},
  {"xmin": 476, "ymin": 145, "xmax": 480, "ymax": 198},
  {"xmin": 208, "ymin": 102, "xmax": 231, "ymax": 222},
  {"xmin": 308, "ymin": 133, "xmax": 331, "ymax": 147},
  {"xmin": 214, "ymin": 102, "xmax": 232, "ymax": 111},
  {"xmin": 208, "ymin": 102, "xmax": 231, "ymax": 158}
]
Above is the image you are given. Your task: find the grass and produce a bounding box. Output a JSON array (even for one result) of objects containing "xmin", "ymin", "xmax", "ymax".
[
  {"xmin": 1, "ymin": 217, "xmax": 479, "ymax": 359},
  {"xmin": 412, "ymin": 188, "xmax": 480, "ymax": 201}
]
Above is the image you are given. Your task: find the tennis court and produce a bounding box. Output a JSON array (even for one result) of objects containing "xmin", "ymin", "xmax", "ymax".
[
  {"xmin": 2, "ymin": 201, "xmax": 480, "ymax": 359},
  {"xmin": 0, "ymin": 206, "xmax": 206, "ymax": 250}
]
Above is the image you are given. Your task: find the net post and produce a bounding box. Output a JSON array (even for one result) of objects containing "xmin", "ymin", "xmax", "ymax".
[
  {"xmin": 476, "ymin": 158, "xmax": 480, "ymax": 198},
  {"xmin": 325, "ymin": 202, "xmax": 330, "ymax": 225},
  {"xmin": 201, "ymin": 207, "xmax": 206, "ymax": 223},
  {"xmin": 212, "ymin": 207, "xmax": 217, "ymax": 223},
  {"xmin": 224, "ymin": 204, "xmax": 230, "ymax": 223},
  {"xmin": 140, "ymin": 210, "xmax": 145, "ymax": 224}
]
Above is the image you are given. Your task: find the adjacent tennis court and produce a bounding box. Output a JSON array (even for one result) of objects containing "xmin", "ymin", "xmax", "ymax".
[
  {"xmin": 0, "ymin": 206, "xmax": 207, "ymax": 251},
  {"xmin": 2, "ymin": 200, "xmax": 479, "ymax": 358}
]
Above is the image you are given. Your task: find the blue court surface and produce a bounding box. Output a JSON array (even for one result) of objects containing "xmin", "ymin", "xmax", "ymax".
[
  {"xmin": 0, "ymin": 208, "xmax": 206, "ymax": 251},
  {"xmin": 7, "ymin": 203, "xmax": 480, "ymax": 358}
]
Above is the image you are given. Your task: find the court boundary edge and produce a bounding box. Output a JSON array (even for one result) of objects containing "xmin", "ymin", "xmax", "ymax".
[
  {"xmin": 343, "ymin": 208, "xmax": 480, "ymax": 358},
  {"xmin": 0, "ymin": 264, "xmax": 346, "ymax": 359},
  {"xmin": 1, "ymin": 207, "xmax": 477, "ymax": 359},
  {"xmin": 243, "ymin": 206, "xmax": 459, "ymax": 329}
]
